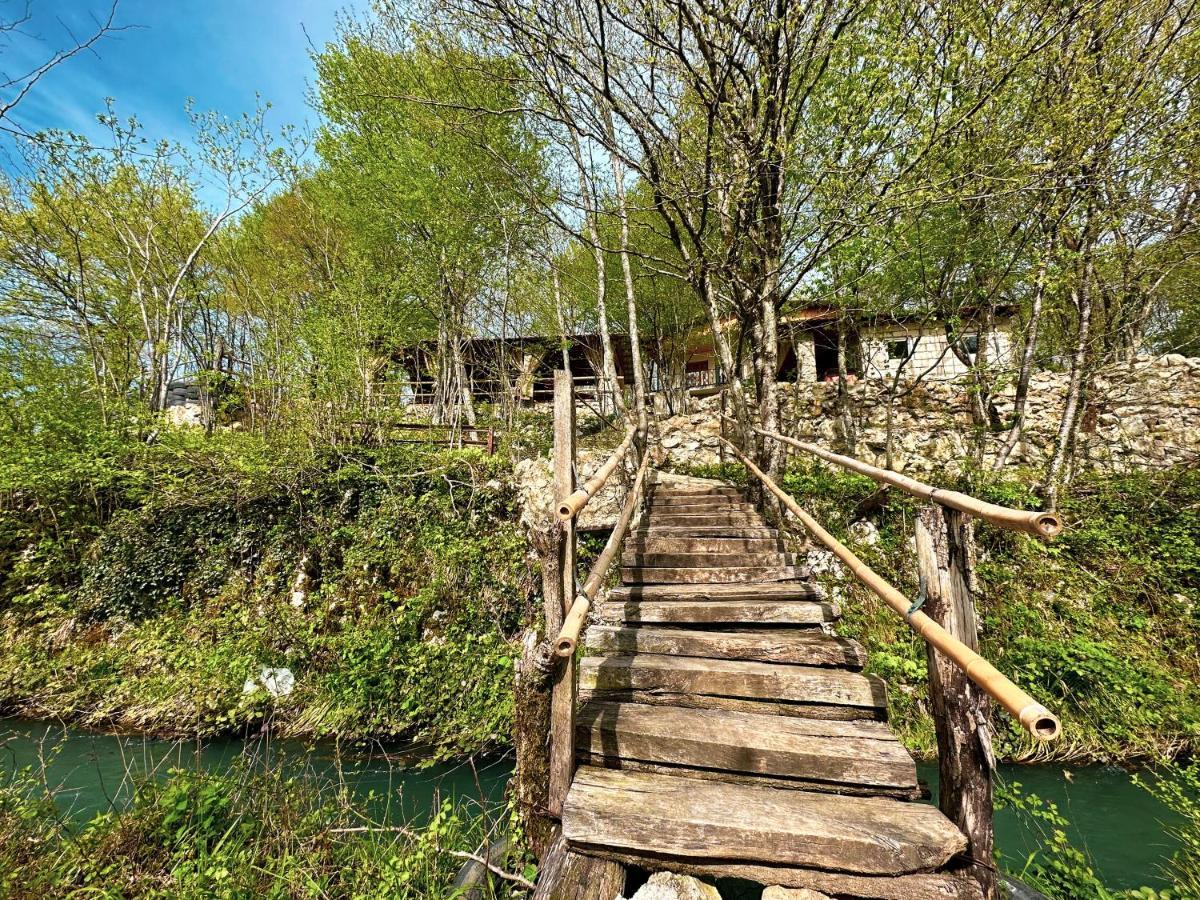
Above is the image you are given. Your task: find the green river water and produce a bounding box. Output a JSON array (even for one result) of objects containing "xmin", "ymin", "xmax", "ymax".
[{"xmin": 0, "ymin": 720, "xmax": 1187, "ymax": 892}]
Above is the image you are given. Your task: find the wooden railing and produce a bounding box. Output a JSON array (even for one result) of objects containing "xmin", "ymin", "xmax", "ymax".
[
  {"xmin": 747, "ymin": 425, "xmax": 1063, "ymax": 538},
  {"xmin": 720, "ymin": 436, "xmax": 1060, "ymax": 740},
  {"xmin": 556, "ymin": 450, "xmax": 652, "ymax": 658},
  {"xmin": 545, "ymin": 370, "xmax": 646, "ymax": 818},
  {"xmin": 720, "ymin": 422, "xmax": 1064, "ymax": 899}
]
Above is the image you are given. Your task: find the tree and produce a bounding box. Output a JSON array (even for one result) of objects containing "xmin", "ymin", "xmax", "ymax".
[{"xmin": 315, "ymin": 25, "xmax": 547, "ymax": 427}]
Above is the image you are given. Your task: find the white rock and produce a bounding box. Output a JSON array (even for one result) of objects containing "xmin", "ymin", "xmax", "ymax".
[
  {"xmin": 620, "ymin": 872, "xmax": 722, "ymax": 900},
  {"xmin": 243, "ymin": 666, "xmax": 295, "ymax": 697},
  {"xmin": 848, "ymin": 520, "xmax": 879, "ymax": 546}
]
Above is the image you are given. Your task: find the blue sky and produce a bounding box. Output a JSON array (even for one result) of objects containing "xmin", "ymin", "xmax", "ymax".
[{"xmin": 1, "ymin": 0, "xmax": 350, "ymax": 163}]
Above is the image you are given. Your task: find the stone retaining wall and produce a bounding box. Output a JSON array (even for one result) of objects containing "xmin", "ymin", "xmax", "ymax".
[{"xmin": 658, "ymin": 354, "xmax": 1200, "ymax": 475}]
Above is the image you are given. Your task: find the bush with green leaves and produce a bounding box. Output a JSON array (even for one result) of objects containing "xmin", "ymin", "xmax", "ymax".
[
  {"xmin": 0, "ymin": 759, "xmax": 513, "ymax": 898},
  {"xmin": 0, "ymin": 428, "xmax": 530, "ymax": 756}
]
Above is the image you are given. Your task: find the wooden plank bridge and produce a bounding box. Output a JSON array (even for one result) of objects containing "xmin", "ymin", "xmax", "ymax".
[
  {"xmin": 565, "ymin": 475, "xmax": 975, "ymax": 897},
  {"xmin": 524, "ymin": 371, "xmax": 1063, "ymax": 900}
]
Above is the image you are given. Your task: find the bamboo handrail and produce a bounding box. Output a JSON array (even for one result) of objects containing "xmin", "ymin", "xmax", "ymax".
[
  {"xmin": 555, "ymin": 450, "xmax": 653, "ymax": 657},
  {"xmin": 557, "ymin": 424, "xmax": 639, "ymax": 520},
  {"xmin": 740, "ymin": 421, "xmax": 1063, "ymax": 539},
  {"xmin": 720, "ymin": 437, "xmax": 1061, "ymax": 741}
]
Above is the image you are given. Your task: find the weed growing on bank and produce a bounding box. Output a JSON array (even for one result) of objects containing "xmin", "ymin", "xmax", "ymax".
[
  {"xmin": 0, "ymin": 428, "xmax": 531, "ymax": 755},
  {"xmin": 0, "ymin": 756, "xmax": 518, "ymax": 898}
]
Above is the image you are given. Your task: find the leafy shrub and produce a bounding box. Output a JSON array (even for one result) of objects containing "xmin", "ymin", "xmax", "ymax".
[
  {"xmin": 0, "ymin": 759, "xmax": 502, "ymax": 898},
  {"xmin": 0, "ymin": 435, "xmax": 529, "ymax": 754}
]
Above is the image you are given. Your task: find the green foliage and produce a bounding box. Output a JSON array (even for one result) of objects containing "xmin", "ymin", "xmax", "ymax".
[
  {"xmin": 997, "ymin": 780, "xmax": 1123, "ymax": 899},
  {"xmin": 0, "ymin": 432, "xmax": 529, "ymax": 755},
  {"xmin": 1136, "ymin": 762, "xmax": 1200, "ymax": 894},
  {"xmin": 0, "ymin": 760, "xmax": 499, "ymax": 898}
]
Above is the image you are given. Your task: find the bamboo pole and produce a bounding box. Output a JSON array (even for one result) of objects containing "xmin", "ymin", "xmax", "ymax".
[
  {"xmin": 557, "ymin": 424, "xmax": 639, "ymax": 520},
  {"xmin": 746, "ymin": 424, "xmax": 1063, "ymax": 539},
  {"xmin": 556, "ymin": 451, "xmax": 652, "ymax": 658},
  {"xmin": 720, "ymin": 437, "xmax": 1061, "ymax": 741}
]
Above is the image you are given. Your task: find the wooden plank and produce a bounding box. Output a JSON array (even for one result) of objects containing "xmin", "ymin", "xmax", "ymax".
[
  {"xmin": 577, "ymin": 689, "xmax": 887, "ymax": 721},
  {"xmin": 647, "ymin": 493, "xmax": 749, "ymax": 501},
  {"xmin": 574, "ymin": 754, "xmax": 926, "ymax": 800},
  {"xmin": 584, "ymin": 625, "xmax": 865, "ymax": 667},
  {"xmin": 649, "ymin": 503, "xmax": 753, "ymax": 515},
  {"xmin": 580, "ymin": 699, "xmax": 895, "ymax": 740},
  {"xmin": 577, "ymin": 655, "xmax": 887, "ymax": 710},
  {"xmin": 644, "ymin": 513, "xmax": 766, "ymax": 526},
  {"xmin": 594, "ymin": 599, "xmax": 835, "ymax": 626},
  {"xmin": 621, "ymin": 551, "xmax": 798, "ymax": 568},
  {"xmin": 575, "ymin": 702, "xmax": 917, "ymax": 788},
  {"xmin": 563, "ymin": 767, "xmax": 968, "ymax": 875},
  {"xmin": 610, "ymin": 582, "xmax": 822, "ymax": 602},
  {"xmin": 632, "ymin": 525, "xmax": 781, "ymax": 537},
  {"xmin": 532, "ymin": 833, "xmax": 625, "ymax": 900},
  {"xmin": 621, "ymin": 565, "xmax": 808, "ymax": 584},
  {"xmin": 625, "ymin": 536, "xmax": 786, "ymax": 554},
  {"xmin": 650, "ymin": 486, "xmax": 743, "ymax": 497},
  {"xmin": 567, "ymin": 849, "xmax": 985, "ymax": 900}
]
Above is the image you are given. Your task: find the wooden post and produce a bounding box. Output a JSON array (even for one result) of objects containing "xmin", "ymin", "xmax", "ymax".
[
  {"xmin": 486, "ymin": 426, "xmax": 495, "ymax": 456},
  {"xmin": 719, "ymin": 389, "xmax": 726, "ymax": 465},
  {"xmin": 549, "ymin": 370, "xmax": 577, "ymax": 817},
  {"xmin": 915, "ymin": 505, "xmax": 998, "ymax": 900}
]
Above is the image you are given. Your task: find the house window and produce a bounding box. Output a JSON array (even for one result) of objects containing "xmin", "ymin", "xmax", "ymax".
[
  {"xmin": 963, "ymin": 333, "xmax": 980, "ymax": 356},
  {"xmin": 886, "ymin": 338, "xmax": 910, "ymax": 361}
]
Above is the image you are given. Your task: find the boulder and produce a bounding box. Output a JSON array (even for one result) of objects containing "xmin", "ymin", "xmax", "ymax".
[
  {"xmin": 762, "ymin": 889, "xmax": 833, "ymax": 900},
  {"xmin": 621, "ymin": 872, "xmax": 722, "ymax": 900}
]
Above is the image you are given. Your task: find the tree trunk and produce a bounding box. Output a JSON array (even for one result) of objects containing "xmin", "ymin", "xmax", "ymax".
[
  {"xmin": 567, "ymin": 126, "xmax": 624, "ymax": 418},
  {"xmin": 836, "ymin": 318, "xmax": 858, "ymax": 456},
  {"xmin": 993, "ymin": 251, "xmax": 1049, "ymax": 470},
  {"xmin": 1045, "ymin": 247, "xmax": 1095, "ymax": 508},
  {"xmin": 607, "ymin": 125, "xmax": 648, "ymax": 433}
]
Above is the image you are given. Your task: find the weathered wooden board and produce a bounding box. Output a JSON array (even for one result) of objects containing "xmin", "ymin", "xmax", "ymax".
[
  {"xmin": 621, "ymin": 551, "xmax": 798, "ymax": 568},
  {"xmin": 650, "ymin": 486, "xmax": 743, "ymax": 497},
  {"xmin": 567, "ymin": 849, "xmax": 985, "ymax": 900},
  {"xmin": 562, "ymin": 767, "xmax": 967, "ymax": 875},
  {"xmin": 577, "ymin": 655, "xmax": 887, "ymax": 710},
  {"xmin": 575, "ymin": 702, "xmax": 917, "ymax": 788},
  {"xmin": 594, "ymin": 599, "xmax": 834, "ymax": 626},
  {"xmin": 610, "ymin": 582, "xmax": 822, "ymax": 602},
  {"xmin": 621, "ymin": 565, "xmax": 808, "ymax": 584},
  {"xmin": 632, "ymin": 525, "xmax": 782, "ymax": 537},
  {"xmin": 574, "ymin": 754, "xmax": 926, "ymax": 800},
  {"xmin": 644, "ymin": 513, "xmax": 767, "ymax": 526},
  {"xmin": 576, "ymin": 689, "xmax": 887, "ymax": 721},
  {"xmin": 532, "ymin": 833, "xmax": 625, "ymax": 900},
  {"xmin": 584, "ymin": 625, "xmax": 865, "ymax": 667},
  {"xmin": 650, "ymin": 496, "xmax": 753, "ymax": 508},
  {"xmin": 625, "ymin": 536, "xmax": 786, "ymax": 554}
]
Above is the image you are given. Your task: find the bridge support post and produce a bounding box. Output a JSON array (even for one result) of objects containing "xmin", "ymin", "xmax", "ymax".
[
  {"xmin": 549, "ymin": 369, "xmax": 577, "ymax": 818},
  {"xmin": 916, "ymin": 505, "xmax": 999, "ymax": 900}
]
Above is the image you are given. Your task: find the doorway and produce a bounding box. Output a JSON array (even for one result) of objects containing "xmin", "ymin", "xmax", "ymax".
[{"xmin": 811, "ymin": 325, "xmax": 839, "ymax": 381}]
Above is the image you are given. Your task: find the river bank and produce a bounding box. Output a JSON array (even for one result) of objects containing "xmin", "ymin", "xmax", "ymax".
[{"xmin": 0, "ymin": 718, "xmax": 1187, "ymax": 894}]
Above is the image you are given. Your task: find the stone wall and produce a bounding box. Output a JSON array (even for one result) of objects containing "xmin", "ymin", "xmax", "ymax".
[
  {"xmin": 658, "ymin": 354, "xmax": 1200, "ymax": 475},
  {"xmin": 514, "ymin": 449, "xmax": 631, "ymax": 532}
]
